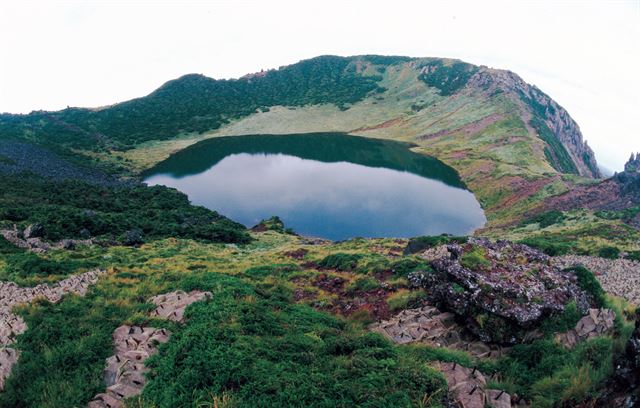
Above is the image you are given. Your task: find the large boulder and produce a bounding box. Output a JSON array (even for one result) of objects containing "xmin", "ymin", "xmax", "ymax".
[
  {"xmin": 23, "ymin": 223, "xmax": 45, "ymax": 239},
  {"xmin": 409, "ymin": 238, "xmax": 592, "ymax": 343}
]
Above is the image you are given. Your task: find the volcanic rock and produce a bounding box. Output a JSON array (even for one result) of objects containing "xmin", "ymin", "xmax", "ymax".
[{"xmin": 409, "ymin": 238, "xmax": 592, "ymax": 343}]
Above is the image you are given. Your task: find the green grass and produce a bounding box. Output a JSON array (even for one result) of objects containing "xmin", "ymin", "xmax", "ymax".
[
  {"xmin": 460, "ymin": 245, "xmax": 490, "ymax": 270},
  {"xmin": 318, "ymin": 253, "xmax": 363, "ymax": 272},
  {"xmin": 567, "ymin": 266, "xmax": 606, "ymax": 308}
]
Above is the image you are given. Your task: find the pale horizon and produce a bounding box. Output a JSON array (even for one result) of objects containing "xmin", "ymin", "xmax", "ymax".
[{"xmin": 1, "ymin": 0, "xmax": 638, "ymax": 171}]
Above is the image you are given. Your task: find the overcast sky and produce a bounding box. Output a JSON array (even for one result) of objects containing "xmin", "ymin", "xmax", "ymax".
[{"xmin": 1, "ymin": 0, "xmax": 638, "ymax": 171}]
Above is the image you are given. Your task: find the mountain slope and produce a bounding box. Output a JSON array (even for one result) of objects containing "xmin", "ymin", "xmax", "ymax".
[{"xmin": 0, "ymin": 55, "xmax": 600, "ymax": 227}]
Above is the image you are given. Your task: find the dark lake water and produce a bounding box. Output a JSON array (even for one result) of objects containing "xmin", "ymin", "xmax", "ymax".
[{"xmin": 144, "ymin": 133, "xmax": 486, "ymax": 240}]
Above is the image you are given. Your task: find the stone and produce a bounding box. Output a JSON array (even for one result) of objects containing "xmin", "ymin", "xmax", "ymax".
[
  {"xmin": 23, "ymin": 223, "xmax": 45, "ymax": 239},
  {"xmin": 556, "ymin": 308, "xmax": 616, "ymax": 349},
  {"xmin": 369, "ymin": 305, "xmax": 509, "ymax": 359},
  {"xmin": 436, "ymin": 361, "xmax": 514, "ymax": 408},
  {"xmin": 409, "ymin": 238, "xmax": 593, "ymax": 344},
  {"xmin": 0, "ymin": 269, "xmax": 104, "ymax": 391},
  {"xmin": 87, "ymin": 290, "xmax": 212, "ymax": 407}
]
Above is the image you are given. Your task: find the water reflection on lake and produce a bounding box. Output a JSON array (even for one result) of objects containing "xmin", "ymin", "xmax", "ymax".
[{"xmin": 144, "ymin": 133, "xmax": 486, "ymax": 240}]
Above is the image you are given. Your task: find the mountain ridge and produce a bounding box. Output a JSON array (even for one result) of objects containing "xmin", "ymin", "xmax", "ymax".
[{"xmin": 0, "ymin": 55, "xmax": 602, "ymax": 229}]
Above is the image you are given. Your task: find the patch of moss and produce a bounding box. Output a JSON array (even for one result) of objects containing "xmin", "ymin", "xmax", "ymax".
[{"xmin": 460, "ymin": 246, "xmax": 490, "ymax": 270}]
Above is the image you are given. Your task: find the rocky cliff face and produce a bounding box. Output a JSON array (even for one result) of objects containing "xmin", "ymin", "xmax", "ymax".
[
  {"xmin": 467, "ymin": 68, "xmax": 601, "ymax": 179},
  {"xmin": 625, "ymin": 153, "xmax": 640, "ymax": 173}
]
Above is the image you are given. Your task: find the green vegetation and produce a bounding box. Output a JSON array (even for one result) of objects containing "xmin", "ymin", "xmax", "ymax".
[
  {"xmin": 0, "ymin": 56, "xmax": 384, "ymax": 154},
  {"xmin": 252, "ymin": 216, "xmax": 295, "ymax": 235},
  {"xmin": 418, "ymin": 60, "xmax": 478, "ymax": 96},
  {"xmin": 596, "ymin": 206, "xmax": 640, "ymax": 222},
  {"xmin": 386, "ymin": 289, "xmax": 428, "ymax": 312},
  {"xmin": 0, "ymin": 174, "xmax": 250, "ymax": 244},
  {"xmin": 539, "ymin": 301, "xmax": 582, "ymax": 335},
  {"xmin": 598, "ymin": 246, "xmax": 621, "ymax": 259},
  {"xmin": 460, "ymin": 245, "xmax": 490, "ymax": 270},
  {"xmin": 518, "ymin": 236, "xmax": 575, "ymax": 256},
  {"xmin": 390, "ymin": 257, "xmax": 432, "ymax": 277},
  {"xmin": 138, "ymin": 274, "xmax": 447, "ymax": 407},
  {"xmin": 530, "ymin": 117, "xmax": 579, "ymax": 175},
  {"xmin": 494, "ymin": 337, "xmax": 615, "ymax": 406},
  {"xmin": 521, "ymin": 210, "xmax": 566, "ymax": 228},
  {"xmin": 318, "ymin": 253, "xmax": 363, "ymax": 272},
  {"xmin": 0, "ymin": 237, "xmax": 97, "ymax": 284},
  {"xmin": 347, "ymin": 276, "xmax": 380, "ymax": 293},
  {"xmin": 567, "ymin": 266, "xmax": 606, "ymax": 308},
  {"xmin": 404, "ymin": 235, "xmax": 467, "ymax": 255}
]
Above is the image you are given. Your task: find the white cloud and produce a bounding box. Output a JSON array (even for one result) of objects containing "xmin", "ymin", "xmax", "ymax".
[{"xmin": 1, "ymin": 0, "xmax": 638, "ymax": 171}]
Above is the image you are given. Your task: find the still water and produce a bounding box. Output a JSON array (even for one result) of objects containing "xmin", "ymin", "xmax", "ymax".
[{"xmin": 144, "ymin": 133, "xmax": 485, "ymax": 240}]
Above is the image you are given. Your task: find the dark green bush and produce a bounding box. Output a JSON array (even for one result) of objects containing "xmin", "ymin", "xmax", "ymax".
[
  {"xmin": 627, "ymin": 251, "xmax": 640, "ymax": 261},
  {"xmin": 390, "ymin": 257, "xmax": 432, "ymax": 277},
  {"xmin": 566, "ymin": 266, "xmax": 606, "ymax": 308},
  {"xmin": 540, "ymin": 301, "xmax": 582, "ymax": 335},
  {"xmin": 519, "ymin": 236, "xmax": 574, "ymax": 256},
  {"xmin": 0, "ymin": 174, "xmax": 250, "ymax": 244},
  {"xmin": 521, "ymin": 210, "xmax": 566, "ymax": 228},
  {"xmin": 598, "ymin": 246, "xmax": 620, "ymax": 259},
  {"xmin": 318, "ymin": 253, "xmax": 362, "ymax": 271},
  {"xmin": 404, "ymin": 235, "xmax": 467, "ymax": 255},
  {"xmin": 418, "ymin": 60, "xmax": 478, "ymax": 96}
]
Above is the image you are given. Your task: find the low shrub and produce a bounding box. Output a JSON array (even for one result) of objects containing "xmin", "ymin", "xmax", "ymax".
[
  {"xmin": 139, "ymin": 274, "xmax": 448, "ymax": 407},
  {"xmin": 521, "ymin": 210, "xmax": 566, "ymax": 228},
  {"xmin": 347, "ymin": 277, "xmax": 380, "ymax": 293},
  {"xmin": 390, "ymin": 257, "xmax": 432, "ymax": 277},
  {"xmin": 598, "ymin": 246, "xmax": 620, "ymax": 259},
  {"xmin": 404, "ymin": 235, "xmax": 467, "ymax": 255},
  {"xmin": 566, "ymin": 266, "xmax": 606, "ymax": 308},
  {"xmin": 540, "ymin": 301, "xmax": 582, "ymax": 335},
  {"xmin": 318, "ymin": 253, "xmax": 362, "ymax": 271},
  {"xmin": 519, "ymin": 237, "xmax": 574, "ymax": 256}
]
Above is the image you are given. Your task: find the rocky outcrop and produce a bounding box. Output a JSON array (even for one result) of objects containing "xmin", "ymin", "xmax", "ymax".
[
  {"xmin": 369, "ymin": 306, "xmax": 509, "ymax": 359},
  {"xmin": 555, "ymin": 308, "xmax": 616, "ymax": 348},
  {"xmin": 88, "ymin": 290, "xmax": 211, "ymax": 408},
  {"xmin": 467, "ymin": 68, "xmax": 600, "ymax": 178},
  {"xmin": 0, "ymin": 269, "xmax": 105, "ymax": 390},
  {"xmin": 436, "ymin": 362, "xmax": 524, "ymax": 408},
  {"xmin": 625, "ymin": 153, "xmax": 640, "ymax": 174},
  {"xmin": 409, "ymin": 238, "xmax": 593, "ymax": 343},
  {"xmin": 1, "ymin": 225, "xmax": 94, "ymax": 253}
]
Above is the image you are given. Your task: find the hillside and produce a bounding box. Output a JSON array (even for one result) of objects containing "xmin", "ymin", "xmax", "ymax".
[{"xmin": 1, "ymin": 55, "xmax": 599, "ymax": 228}]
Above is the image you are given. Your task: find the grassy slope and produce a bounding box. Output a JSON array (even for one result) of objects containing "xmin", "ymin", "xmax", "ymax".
[{"xmin": 1, "ymin": 230, "xmax": 634, "ymax": 407}]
